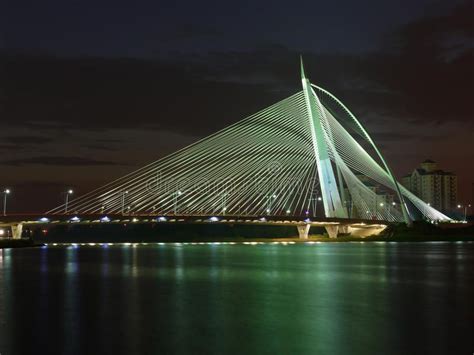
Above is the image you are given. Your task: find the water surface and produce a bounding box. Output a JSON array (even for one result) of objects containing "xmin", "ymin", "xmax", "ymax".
[{"xmin": 0, "ymin": 242, "xmax": 473, "ymax": 354}]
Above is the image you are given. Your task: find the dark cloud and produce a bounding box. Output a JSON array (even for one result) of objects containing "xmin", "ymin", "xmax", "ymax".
[
  {"xmin": 371, "ymin": 131, "xmax": 443, "ymax": 142},
  {"xmin": 82, "ymin": 144, "xmax": 120, "ymax": 151},
  {"xmin": 374, "ymin": 1, "xmax": 474, "ymax": 122},
  {"xmin": 3, "ymin": 2, "xmax": 472, "ymax": 139},
  {"xmin": 0, "ymin": 144, "xmax": 18, "ymax": 151},
  {"xmin": 171, "ymin": 24, "xmax": 222, "ymax": 41},
  {"xmin": 0, "ymin": 156, "xmax": 120, "ymax": 166},
  {"xmin": 2, "ymin": 52, "xmax": 284, "ymax": 136},
  {"xmin": 3, "ymin": 135, "xmax": 54, "ymax": 145}
]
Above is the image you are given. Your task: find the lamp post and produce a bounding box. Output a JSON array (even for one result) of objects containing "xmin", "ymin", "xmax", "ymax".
[
  {"xmin": 221, "ymin": 191, "xmax": 228, "ymax": 215},
  {"xmin": 64, "ymin": 189, "xmax": 73, "ymax": 214},
  {"xmin": 310, "ymin": 196, "xmax": 322, "ymax": 217},
  {"xmin": 266, "ymin": 194, "xmax": 277, "ymax": 215},
  {"xmin": 457, "ymin": 204, "xmax": 471, "ymax": 222},
  {"xmin": 317, "ymin": 196, "xmax": 322, "ymax": 216},
  {"xmin": 3, "ymin": 189, "xmax": 11, "ymax": 216},
  {"xmin": 174, "ymin": 190, "xmax": 182, "ymax": 215},
  {"xmin": 121, "ymin": 190, "xmax": 129, "ymax": 215}
]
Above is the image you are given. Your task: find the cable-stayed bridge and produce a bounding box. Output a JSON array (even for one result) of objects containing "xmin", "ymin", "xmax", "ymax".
[{"xmin": 3, "ymin": 58, "xmax": 451, "ymax": 239}]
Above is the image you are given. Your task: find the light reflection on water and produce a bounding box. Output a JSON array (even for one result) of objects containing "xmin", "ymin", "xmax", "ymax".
[{"xmin": 0, "ymin": 243, "xmax": 473, "ymax": 355}]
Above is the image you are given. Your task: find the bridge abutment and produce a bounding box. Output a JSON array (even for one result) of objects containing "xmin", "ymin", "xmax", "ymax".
[{"xmin": 0, "ymin": 223, "xmax": 24, "ymax": 239}]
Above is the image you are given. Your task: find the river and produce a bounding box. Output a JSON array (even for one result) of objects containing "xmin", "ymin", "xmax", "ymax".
[{"xmin": 0, "ymin": 242, "xmax": 473, "ymax": 354}]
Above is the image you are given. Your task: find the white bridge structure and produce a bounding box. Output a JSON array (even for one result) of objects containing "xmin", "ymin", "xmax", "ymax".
[{"xmin": 41, "ymin": 58, "xmax": 451, "ymax": 238}]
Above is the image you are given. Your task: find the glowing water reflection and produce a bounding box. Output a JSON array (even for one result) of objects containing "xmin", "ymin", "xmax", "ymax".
[{"xmin": 0, "ymin": 243, "xmax": 473, "ymax": 354}]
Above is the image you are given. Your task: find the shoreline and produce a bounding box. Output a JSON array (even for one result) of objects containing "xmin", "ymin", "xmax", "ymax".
[
  {"xmin": 0, "ymin": 239, "xmax": 44, "ymax": 249},
  {"xmin": 2, "ymin": 234, "xmax": 474, "ymax": 249}
]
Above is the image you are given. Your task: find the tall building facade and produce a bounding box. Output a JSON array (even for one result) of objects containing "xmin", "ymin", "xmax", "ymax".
[{"xmin": 402, "ymin": 160, "xmax": 457, "ymax": 213}]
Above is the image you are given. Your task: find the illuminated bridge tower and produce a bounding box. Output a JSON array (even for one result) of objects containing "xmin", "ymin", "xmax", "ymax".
[{"xmin": 300, "ymin": 58, "xmax": 347, "ymax": 218}]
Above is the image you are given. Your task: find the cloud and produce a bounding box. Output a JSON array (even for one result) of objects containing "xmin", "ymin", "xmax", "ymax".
[
  {"xmin": 1, "ymin": 1, "xmax": 471, "ymax": 157},
  {"xmin": 171, "ymin": 24, "xmax": 222, "ymax": 40},
  {"xmin": 82, "ymin": 144, "xmax": 120, "ymax": 152},
  {"xmin": 3, "ymin": 19, "xmax": 471, "ymax": 142},
  {"xmin": 0, "ymin": 144, "xmax": 18, "ymax": 151},
  {"xmin": 0, "ymin": 156, "xmax": 120, "ymax": 166},
  {"xmin": 3, "ymin": 135, "xmax": 54, "ymax": 145},
  {"xmin": 371, "ymin": 131, "xmax": 444, "ymax": 142}
]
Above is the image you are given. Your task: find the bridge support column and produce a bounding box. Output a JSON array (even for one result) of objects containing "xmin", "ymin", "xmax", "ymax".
[
  {"xmin": 325, "ymin": 225, "xmax": 339, "ymax": 239},
  {"xmin": 297, "ymin": 224, "xmax": 311, "ymax": 239},
  {"xmin": 11, "ymin": 223, "xmax": 23, "ymax": 239},
  {"xmin": 338, "ymin": 225, "xmax": 349, "ymax": 235}
]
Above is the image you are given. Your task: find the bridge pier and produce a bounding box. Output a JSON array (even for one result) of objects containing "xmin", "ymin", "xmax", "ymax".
[
  {"xmin": 297, "ymin": 224, "xmax": 311, "ymax": 239},
  {"xmin": 325, "ymin": 225, "xmax": 339, "ymax": 238},
  {"xmin": 11, "ymin": 223, "xmax": 23, "ymax": 239}
]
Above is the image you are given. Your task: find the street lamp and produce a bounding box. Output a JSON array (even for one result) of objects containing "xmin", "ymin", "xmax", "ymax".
[
  {"xmin": 221, "ymin": 191, "xmax": 228, "ymax": 215},
  {"xmin": 3, "ymin": 189, "xmax": 11, "ymax": 216},
  {"xmin": 64, "ymin": 189, "xmax": 73, "ymax": 214},
  {"xmin": 174, "ymin": 190, "xmax": 182, "ymax": 215},
  {"xmin": 266, "ymin": 193, "xmax": 277, "ymax": 215},
  {"xmin": 457, "ymin": 204, "xmax": 471, "ymax": 222},
  {"xmin": 316, "ymin": 196, "xmax": 322, "ymax": 217},
  {"xmin": 121, "ymin": 190, "xmax": 129, "ymax": 215},
  {"xmin": 309, "ymin": 195, "xmax": 322, "ymax": 218}
]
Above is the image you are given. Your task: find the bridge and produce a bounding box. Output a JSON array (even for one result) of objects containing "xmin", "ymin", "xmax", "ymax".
[
  {"xmin": 0, "ymin": 214, "xmax": 387, "ymax": 240},
  {"xmin": 2, "ymin": 58, "xmax": 451, "ymax": 240}
]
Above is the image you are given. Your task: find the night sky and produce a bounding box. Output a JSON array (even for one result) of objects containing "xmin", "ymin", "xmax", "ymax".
[{"xmin": 2, "ymin": 0, "xmax": 473, "ymax": 213}]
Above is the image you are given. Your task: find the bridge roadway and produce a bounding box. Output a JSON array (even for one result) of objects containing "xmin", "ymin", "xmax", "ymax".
[{"xmin": 0, "ymin": 214, "xmax": 389, "ymax": 240}]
